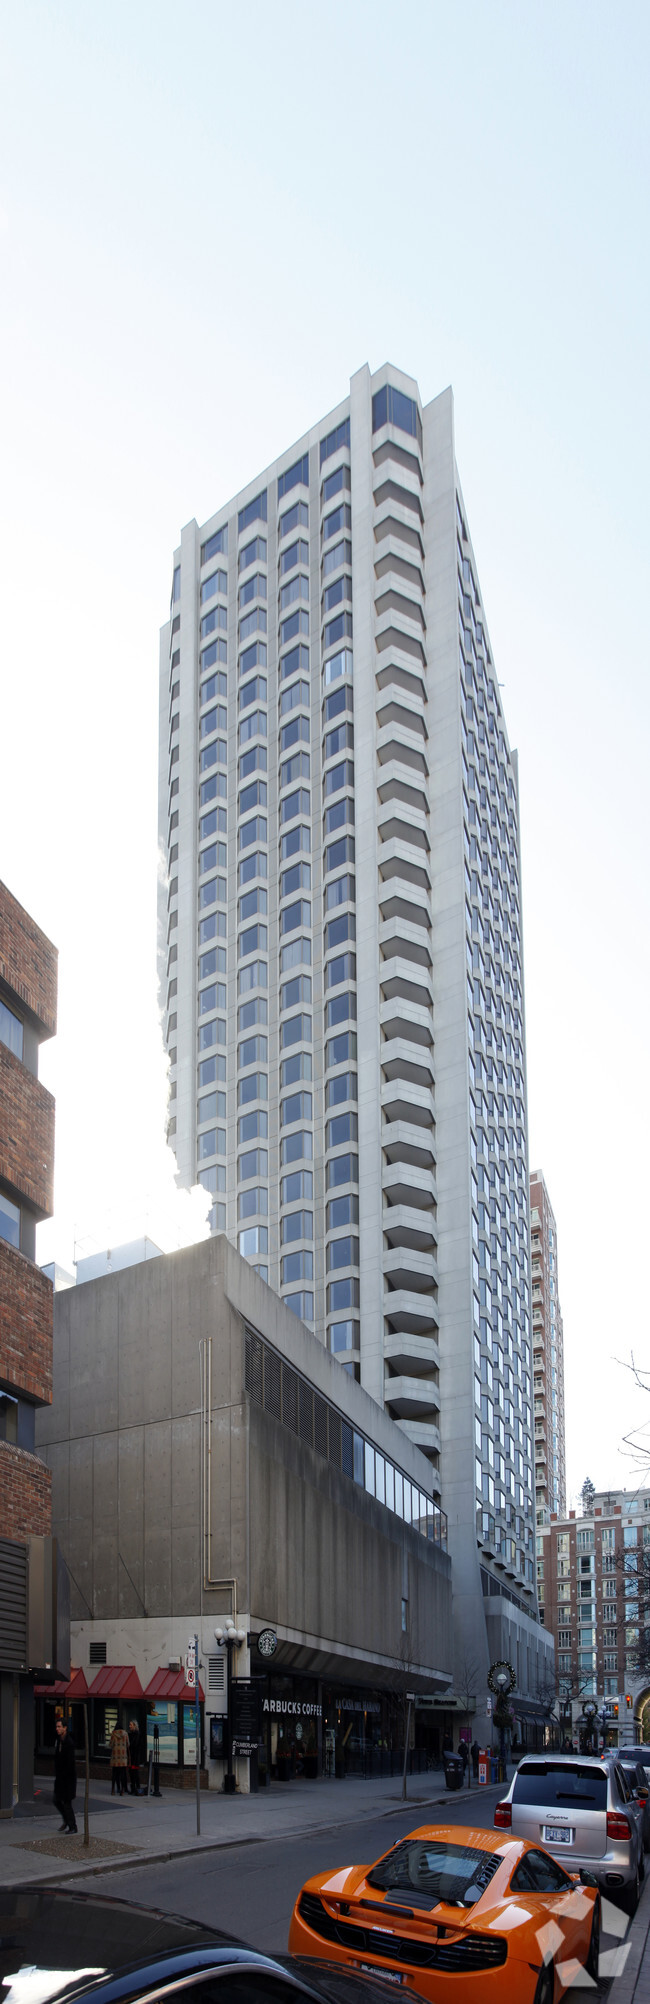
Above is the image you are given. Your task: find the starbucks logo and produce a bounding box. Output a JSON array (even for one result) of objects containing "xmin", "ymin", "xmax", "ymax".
[{"xmin": 257, "ymin": 1628, "xmax": 277, "ymax": 1658}]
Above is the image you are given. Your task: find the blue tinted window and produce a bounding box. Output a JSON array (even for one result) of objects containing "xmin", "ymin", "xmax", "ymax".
[
  {"xmin": 239, "ymin": 642, "xmax": 267, "ymax": 678},
  {"xmin": 239, "ymin": 535, "xmax": 267, "ymax": 572},
  {"xmin": 238, "ymin": 490, "xmax": 267, "ymax": 534},
  {"xmin": 200, "ymin": 772, "xmax": 227, "ymax": 806},
  {"xmin": 200, "ymin": 568, "xmax": 228, "ymax": 604},
  {"xmin": 172, "ymin": 565, "xmax": 181, "ymax": 602},
  {"xmin": 200, "ymin": 671, "xmax": 227, "ymax": 703},
  {"xmin": 201, "ymin": 526, "xmax": 228, "ymax": 563},
  {"xmin": 372, "ymin": 383, "xmax": 422, "ymax": 447},
  {"xmin": 280, "ymin": 643, "xmax": 310, "ymax": 683},
  {"xmin": 322, "ymin": 465, "xmax": 350, "ymax": 504},
  {"xmin": 281, "ymin": 609, "xmax": 309, "ymax": 646},
  {"xmin": 0, "ymin": 1191, "xmax": 20, "ymax": 1248},
  {"xmin": 320, "ymin": 417, "xmax": 350, "ymax": 465},
  {"xmin": 324, "ymin": 685, "xmax": 353, "ymax": 725},
  {"xmin": 278, "ymin": 453, "xmax": 309, "ymax": 500},
  {"xmin": 325, "ymin": 834, "xmax": 355, "ymax": 873},
  {"xmin": 200, "ymin": 806, "xmax": 227, "ymax": 839},
  {"xmin": 239, "ymin": 743, "xmax": 267, "ymax": 780},
  {"xmin": 279, "ymin": 499, "xmax": 309, "ymax": 538},
  {"xmin": 240, "ymin": 606, "xmax": 267, "ymax": 642},
  {"xmin": 324, "ymin": 576, "xmax": 352, "ymax": 615},
  {"xmin": 325, "ymin": 912, "xmax": 355, "ymax": 950},
  {"xmin": 281, "ymin": 973, "xmax": 312, "ymax": 1009},
  {"xmin": 285, "ymin": 1290, "xmax": 314, "ymax": 1321},
  {"xmin": 239, "ymin": 674, "xmax": 267, "ymax": 709},
  {"xmin": 280, "ymin": 677, "xmax": 310, "ymax": 716},
  {"xmin": 281, "ymin": 539, "xmax": 309, "ymax": 576},
  {"xmin": 324, "ymin": 610, "xmax": 353, "ymax": 650},
  {"xmin": 239, "ymin": 777, "xmax": 267, "ymax": 815},
  {"xmin": 323, "ymin": 503, "xmax": 351, "ymax": 541},
  {"xmin": 0, "ymin": 999, "xmax": 23, "ymax": 1060},
  {"xmin": 327, "ymin": 1276, "xmax": 359, "ymax": 1312},
  {"xmin": 326, "ymin": 1151, "xmax": 359, "ymax": 1188},
  {"xmin": 324, "ymin": 797, "xmax": 354, "ymax": 836},
  {"xmin": 281, "ymin": 823, "xmax": 311, "ymax": 861},
  {"xmin": 239, "ymin": 572, "xmax": 267, "ymax": 609},
  {"xmin": 239, "ymin": 814, "xmax": 267, "ymax": 849},
  {"xmin": 200, "ymin": 840, "xmax": 227, "ymax": 873},
  {"xmin": 326, "ymin": 990, "xmax": 357, "ymax": 1028},
  {"xmin": 281, "ymin": 1012, "xmax": 312, "ymax": 1048},
  {"xmin": 201, "ymin": 638, "xmax": 227, "ymax": 671}
]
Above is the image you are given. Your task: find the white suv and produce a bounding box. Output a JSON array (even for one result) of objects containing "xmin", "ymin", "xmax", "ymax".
[{"xmin": 495, "ymin": 1754, "xmax": 644, "ymax": 1912}]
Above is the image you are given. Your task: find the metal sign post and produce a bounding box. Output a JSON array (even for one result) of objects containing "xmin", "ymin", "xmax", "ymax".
[{"xmin": 402, "ymin": 1693, "xmax": 415, "ymax": 1802}]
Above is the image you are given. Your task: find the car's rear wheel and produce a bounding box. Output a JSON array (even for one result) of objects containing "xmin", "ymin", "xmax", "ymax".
[
  {"xmin": 586, "ymin": 1897, "xmax": 601, "ymax": 1981},
  {"xmin": 533, "ymin": 1961, "xmax": 555, "ymax": 2004}
]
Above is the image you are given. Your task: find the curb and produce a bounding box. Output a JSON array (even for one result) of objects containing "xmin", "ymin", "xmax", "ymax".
[
  {"xmin": 1, "ymin": 1782, "xmax": 503, "ymax": 1888},
  {"xmin": 606, "ymin": 1865, "xmax": 650, "ymax": 2004}
]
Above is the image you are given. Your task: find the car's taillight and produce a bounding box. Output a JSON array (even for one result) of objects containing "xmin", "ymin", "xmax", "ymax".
[
  {"xmin": 607, "ymin": 1811, "xmax": 631, "ymax": 1841},
  {"xmin": 494, "ymin": 1801, "xmax": 512, "ymax": 1828}
]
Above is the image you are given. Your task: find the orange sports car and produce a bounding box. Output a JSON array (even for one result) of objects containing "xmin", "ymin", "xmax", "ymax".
[{"xmin": 289, "ymin": 1823, "xmax": 600, "ymax": 2004}]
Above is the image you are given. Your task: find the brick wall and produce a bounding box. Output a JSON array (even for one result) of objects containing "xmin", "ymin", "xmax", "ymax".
[
  {"xmin": 0, "ymin": 1440, "xmax": 51, "ymax": 1539},
  {"xmin": 0, "ymin": 882, "xmax": 57, "ymax": 1038},
  {"xmin": 0, "ymin": 1241, "xmax": 53, "ymax": 1403},
  {"xmin": 0, "ymin": 1046, "xmax": 54, "ymax": 1217}
]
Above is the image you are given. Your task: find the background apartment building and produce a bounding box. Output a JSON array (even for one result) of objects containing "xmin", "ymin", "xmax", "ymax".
[
  {"xmin": 0, "ymin": 881, "xmax": 68, "ymax": 1812},
  {"xmin": 530, "ymin": 1169, "xmax": 566, "ymax": 1522},
  {"xmin": 158, "ymin": 362, "xmax": 552, "ymax": 1715},
  {"xmin": 538, "ymin": 1486, "xmax": 650, "ymax": 1745}
]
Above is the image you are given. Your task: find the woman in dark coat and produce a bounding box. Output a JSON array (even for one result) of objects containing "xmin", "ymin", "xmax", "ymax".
[{"xmin": 54, "ymin": 1719, "xmax": 77, "ymax": 1832}]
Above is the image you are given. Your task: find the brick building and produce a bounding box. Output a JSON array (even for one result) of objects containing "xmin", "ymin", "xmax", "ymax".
[
  {"xmin": 530, "ymin": 1170, "xmax": 566, "ymax": 1523},
  {"xmin": 537, "ymin": 1487, "xmax": 650, "ymax": 1747},
  {"xmin": 0, "ymin": 880, "xmax": 67, "ymax": 1812}
]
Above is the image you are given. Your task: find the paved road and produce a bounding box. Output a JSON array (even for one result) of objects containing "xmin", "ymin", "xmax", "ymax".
[{"xmin": 66, "ymin": 1787, "xmax": 622, "ymax": 1986}]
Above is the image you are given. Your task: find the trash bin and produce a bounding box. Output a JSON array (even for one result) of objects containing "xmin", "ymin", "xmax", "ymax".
[{"xmin": 444, "ymin": 1754, "xmax": 464, "ymax": 1791}]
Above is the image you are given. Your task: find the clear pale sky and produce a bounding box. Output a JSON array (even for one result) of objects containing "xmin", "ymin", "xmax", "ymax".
[{"xmin": 1, "ymin": 1, "xmax": 648, "ymax": 1501}]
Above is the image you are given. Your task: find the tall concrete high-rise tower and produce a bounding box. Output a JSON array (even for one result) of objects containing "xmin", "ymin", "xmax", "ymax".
[
  {"xmin": 159, "ymin": 363, "xmax": 551, "ymax": 1714},
  {"xmin": 530, "ymin": 1169, "xmax": 567, "ymax": 1522}
]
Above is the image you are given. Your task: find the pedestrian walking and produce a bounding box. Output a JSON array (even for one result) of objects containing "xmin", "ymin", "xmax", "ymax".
[
  {"xmin": 54, "ymin": 1719, "xmax": 77, "ymax": 1832},
  {"xmin": 471, "ymin": 1738, "xmax": 479, "ymax": 1779},
  {"xmin": 109, "ymin": 1722, "xmax": 130, "ymax": 1794},
  {"xmin": 128, "ymin": 1718, "xmax": 141, "ymax": 1795},
  {"xmin": 459, "ymin": 1739, "xmax": 468, "ymax": 1772}
]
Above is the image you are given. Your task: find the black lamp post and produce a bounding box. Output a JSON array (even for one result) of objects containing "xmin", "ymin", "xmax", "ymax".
[{"xmin": 215, "ymin": 1619, "xmax": 246, "ymax": 1794}]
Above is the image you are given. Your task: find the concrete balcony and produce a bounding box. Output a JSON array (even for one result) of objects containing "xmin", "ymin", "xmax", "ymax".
[
  {"xmin": 383, "ymin": 1162, "xmax": 437, "ymax": 1209},
  {"xmin": 383, "ymin": 1203, "xmax": 437, "ymax": 1255},
  {"xmin": 380, "ymin": 957, "xmax": 433, "ymax": 1010},
  {"xmin": 379, "ymin": 916, "xmax": 432, "ymax": 968},
  {"xmin": 378, "ymin": 798, "xmax": 429, "ymax": 852},
  {"xmin": 381, "ymin": 1037, "xmax": 434, "ymax": 1091},
  {"xmin": 378, "ymin": 879, "xmax": 431, "ymax": 931},
  {"xmin": 384, "ymin": 1287, "xmax": 439, "ymax": 1333},
  {"xmin": 380, "ymin": 996, "xmax": 433, "ymax": 1049},
  {"xmin": 376, "ymin": 689, "xmax": 427, "ymax": 740},
  {"xmin": 382, "ymin": 1121, "xmax": 436, "ymax": 1172},
  {"xmin": 378, "ymin": 840, "xmax": 431, "ymax": 892},
  {"xmin": 376, "ymin": 723, "xmax": 428, "ymax": 776},
  {"xmin": 385, "ymin": 1375, "xmax": 440, "ymax": 1421},
  {"xmin": 383, "ymin": 1244, "xmax": 438, "ymax": 1294},
  {"xmin": 381, "ymin": 1078, "xmax": 434, "ymax": 1129},
  {"xmin": 394, "ymin": 1417, "xmax": 442, "ymax": 1470},
  {"xmin": 377, "ymin": 762, "xmax": 429, "ymax": 816},
  {"xmin": 384, "ymin": 1329, "xmax": 440, "ymax": 1377}
]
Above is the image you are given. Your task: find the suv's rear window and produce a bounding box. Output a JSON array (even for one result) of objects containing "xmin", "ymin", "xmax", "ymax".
[
  {"xmin": 367, "ymin": 1840, "xmax": 501, "ymax": 1909},
  {"xmin": 513, "ymin": 1764, "xmax": 607, "ymax": 1810}
]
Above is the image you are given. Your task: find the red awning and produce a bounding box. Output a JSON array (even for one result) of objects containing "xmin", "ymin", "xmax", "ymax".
[
  {"xmin": 89, "ymin": 1665, "xmax": 145, "ymax": 1700},
  {"xmin": 33, "ymin": 1666, "xmax": 91, "ymax": 1699},
  {"xmin": 145, "ymin": 1668, "xmax": 205, "ymax": 1702}
]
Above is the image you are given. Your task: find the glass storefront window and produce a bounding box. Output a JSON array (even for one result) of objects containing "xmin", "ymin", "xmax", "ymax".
[
  {"xmin": 183, "ymin": 1702, "xmax": 201, "ymax": 1764},
  {"xmin": 146, "ymin": 1700, "xmax": 178, "ymax": 1764}
]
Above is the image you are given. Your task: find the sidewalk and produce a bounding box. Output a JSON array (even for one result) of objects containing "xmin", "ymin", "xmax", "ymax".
[{"xmin": 0, "ymin": 1767, "xmax": 510, "ymax": 1887}]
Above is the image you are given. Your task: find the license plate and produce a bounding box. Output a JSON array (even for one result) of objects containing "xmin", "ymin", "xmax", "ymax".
[
  {"xmin": 544, "ymin": 1825, "xmax": 573, "ymax": 1844},
  {"xmin": 357, "ymin": 1967, "xmax": 404, "ymax": 1986}
]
